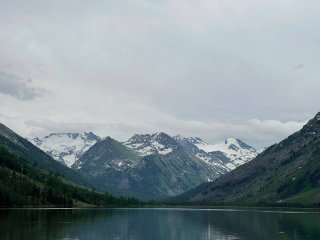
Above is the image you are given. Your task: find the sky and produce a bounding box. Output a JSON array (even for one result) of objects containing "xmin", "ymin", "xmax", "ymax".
[{"xmin": 0, "ymin": 0, "xmax": 320, "ymax": 148}]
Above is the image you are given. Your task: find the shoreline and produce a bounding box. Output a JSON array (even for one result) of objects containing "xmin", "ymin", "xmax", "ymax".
[{"xmin": 1, "ymin": 205, "xmax": 320, "ymax": 212}]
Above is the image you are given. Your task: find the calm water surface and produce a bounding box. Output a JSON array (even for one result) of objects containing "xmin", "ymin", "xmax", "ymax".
[{"xmin": 1, "ymin": 208, "xmax": 320, "ymax": 240}]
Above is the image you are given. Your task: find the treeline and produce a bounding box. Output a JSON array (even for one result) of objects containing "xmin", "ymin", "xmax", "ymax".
[{"xmin": 0, "ymin": 148, "xmax": 142, "ymax": 207}]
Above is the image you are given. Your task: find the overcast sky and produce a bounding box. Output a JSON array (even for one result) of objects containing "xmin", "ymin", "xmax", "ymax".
[{"xmin": 0, "ymin": 0, "xmax": 319, "ymax": 148}]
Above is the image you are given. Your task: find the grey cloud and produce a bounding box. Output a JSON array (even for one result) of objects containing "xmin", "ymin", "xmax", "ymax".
[
  {"xmin": 24, "ymin": 120, "xmax": 149, "ymax": 141},
  {"xmin": 0, "ymin": 0, "xmax": 319, "ymax": 147},
  {"xmin": 0, "ymin": 71, "xmax": 48, "ymax": 100},
  {"xmin": 24, "ymin": 120, "xmax": 106, "ymax": 137},
  {"xmin": 293, "ymin": 64, "xmax": 305, "ymax": 70}
]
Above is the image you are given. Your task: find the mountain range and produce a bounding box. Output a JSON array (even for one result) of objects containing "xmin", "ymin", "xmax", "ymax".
[
  {"xmin": 28, "ymin": 131, "xmax": 259, "ymax": 199},
  {"xmin": 1, "ymin": 112, "xmax": 320, "ymax": 206},
  {"xmin": 31, "ymin": 132, "xmax": 258, "ymax": 171},
  {"xmin": 75, "ymin": 133, "xmax": 219, "ymax": 199},
  {"xmin": 173, "ymin": 112, "xmax": 320, "ymax": 206}
]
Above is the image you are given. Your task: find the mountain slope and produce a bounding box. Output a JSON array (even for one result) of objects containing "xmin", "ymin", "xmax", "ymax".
[
  {"xmin": 0, "ymin": 147, "xmax": 140, "ymax": 207},
  {"xmin": 29, "ymin": 132, "xmax": 100, "ymax": 167},
  {"xmin": 124, "ymin": 132, "xmax": 179, "ymax": 156},
  {"xmin": 73, "ymin": 136, "xmax": 140, "ymax": 171},
  {"xmin": 76, "ymin": 134, "xmax": 221, "ymax": 199},
  {"xmin": 0, "ymin": 123, "xmax": 89, "ymax": 186},
  {"xmin": 193, "ymin": 137, "xmax": 258, "ymax": 170},
  {"xmin": 174, "ymin": 112, "xmax": 320, "ymax": 206},
  {"xmin": 173, "ymin": 136, "xmax": 258, "ymax": 171},
  {"xmin": 173, "ymin": 136, "xmax": 229, "ymax": 174}
]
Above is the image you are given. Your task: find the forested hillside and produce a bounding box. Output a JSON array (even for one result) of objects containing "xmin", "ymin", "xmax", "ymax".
[
  {"xmin": 172, "ymin": 113, "xmax": 320, "ymax": 206},
  {"xmin": 0, "ymin": 148, "xmax": 141, "ymax": 207}
]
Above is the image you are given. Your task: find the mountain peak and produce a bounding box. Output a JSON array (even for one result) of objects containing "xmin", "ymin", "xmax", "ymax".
[
  {"xmin": 191, "ymin": 137, "xmax": 258, "ymax": 170},
  {"xmin": 73, "ymin": 136, "xmax": 140, "ymax": 170},
  {"xmin": 151, "ymin": 132, "xmax": 171, "ymax": 140},
  {"xmin": 154, "ymin": 131, "xmax": 166, "ymax": 136},
  {"xmin": 102, "ymin": 136, "xmax": 113, "ymax": 141},
  {"xmin": 307, "ymin": 112, "xmax": 320, "ymax": 125},
  {"xmin": 124, "ymin": 132, "xmax": 179, "ymax": 156},
  {"xmin": 173, "ymin": 135, "xmax": 205, "ymax": 145},
  {"xmin": 84, "ymin": 131, "xmax": 100, "ymax": 141},
  {"xmin": 100, "ymin": 136, "xmax": 124, "ymax": 147},
  {"xmin": 45, "ymin": 132, "xmax": 100, "ymax": 141},
  {"xmin": 224, "ymin": 137, "xmax": 238, "ymax": 145},
  {"xmin": 127, "ymin": 134, "xmax": 151, "ymax": 144},
  {"xmin": 296, "ymin": 113, "xmax": 320, "ymax": 139},
  {"xmin": 29, "ymin": 131, "xmax": 100, "ymax": 167},
  {"xmin": 224, "ymin": 138, "xmax": 254, "ymax": 151}
]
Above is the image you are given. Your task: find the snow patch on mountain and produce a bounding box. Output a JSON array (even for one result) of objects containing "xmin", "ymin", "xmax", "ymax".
[
  {"xmin": 124, "ymin": 132, "xmax": 177, "ymax": 156},
  {"xmin": 195, "ymin": 138, "xmax": 258, "ymax": 170},
  {"xmin": 173, "ymin": 135, "xmax": 229, "ymax": 173},
  {"xmin": 29, "ymin": 132, "xmax": 100, "ymax": 167}
]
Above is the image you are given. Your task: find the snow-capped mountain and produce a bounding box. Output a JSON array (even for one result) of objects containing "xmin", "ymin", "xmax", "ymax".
[
  {"xmin": 29, "ymin": 130, "xmax": 258, "ymax": 172},
  {"xmin": 124, "ymin": 132, "xmax": 179, "ymax": 156},
  {"xmin": 193, "ymin": 137, "xmax": 258, "ymax": 170},
  {"xmin": 173, "ymin": 136, "xmax": 258, "ymax": 170},
  {"xmin": 76, "ymin": 133, "xmax": 222, "ymax": 199},
  {"xmin": 173, "ymin": 135, "xmax": 229, "ymax": 173},
  {"xmin": 124, "ymin": 133, "xmax": 258, "ymax": 171},
  {"xmin": 29, "ymin": 132, "xmax": 100, "ymax": 167},
  {"xmin": 72, "ymin": 136, "xmax": 140, "ymax": 170},
  {"xmin": 28, "ymin": 130, "xmax": 260, "ymax": 199}
]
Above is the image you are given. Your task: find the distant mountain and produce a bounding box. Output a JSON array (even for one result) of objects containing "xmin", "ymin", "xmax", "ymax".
[
  {"xmin": 0, "ymin": 122, "xmax": 261, "ymax": 201},
  {"xmin": 74, "ymin": 133, "xmax": 223, "ymax": 199},
  {"xmin": 27, "ymin": 129, "xmax": 259, "ymax": 200},
  {"xmin": 124, "ymin": 132, "xmax": 179, "ymax": 156},
  {"xmin": 29, "ymin": 132, "xmax": 100, "ymax": 167},
  {"xmin": 73, "ymin": 136, "xmax": 140, "ymax": 171},
  {"xmin": 173, "ymin": 136, "xmax": 258, "ymax": 170},
  {"xmin": 29, "ymin": 130, "xmax": 258, "ymax": 173},
  {"xmin": 173, "ymin": 112, "xmax": 320, "ymax": 206}
]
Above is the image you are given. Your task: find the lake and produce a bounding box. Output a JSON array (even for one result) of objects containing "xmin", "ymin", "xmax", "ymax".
[{"xmin": 1, "ymin": 208, "xmax": 319, "ymax": 240}]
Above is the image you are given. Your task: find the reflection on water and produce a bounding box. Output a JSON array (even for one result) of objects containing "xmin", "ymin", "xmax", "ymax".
[{"xmin": 0, "ymin": 208, "xmax": 320, "ymax": 240}]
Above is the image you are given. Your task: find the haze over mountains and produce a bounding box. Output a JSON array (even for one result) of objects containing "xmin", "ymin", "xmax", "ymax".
[{"xmin": 29, "ymin": 131, "xmax": 259, "ymax": 199}]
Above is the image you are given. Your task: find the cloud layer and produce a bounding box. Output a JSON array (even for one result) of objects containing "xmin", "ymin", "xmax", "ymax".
[
  {"xmin": 0, "ymin": 71, "xmax": 47, "ymax": 100},
  {"xmin": 0, "ymin": 0, "xmax": 319, "ymax": 147}
]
